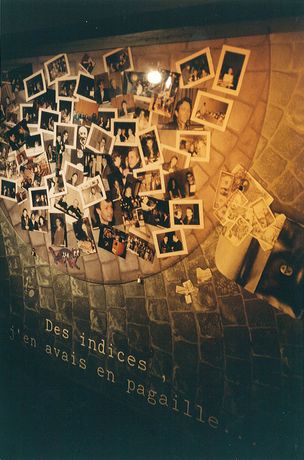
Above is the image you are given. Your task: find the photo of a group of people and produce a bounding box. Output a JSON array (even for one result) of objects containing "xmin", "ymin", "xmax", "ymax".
[{"xmin": 0, "ymin": 42, "xmax": 251, "ymax": 268}]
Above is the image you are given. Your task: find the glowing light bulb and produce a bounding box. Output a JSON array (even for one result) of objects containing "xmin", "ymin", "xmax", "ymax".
[{"xmin": 147, "ymin": 70, "xmax": 161, "ymax": 84}]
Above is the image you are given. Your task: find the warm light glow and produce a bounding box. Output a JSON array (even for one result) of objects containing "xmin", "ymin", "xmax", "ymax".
[
  {"xmin": 165, "ymin": 75, "xmax": 172, "ymax": 89},
  {"xmin": 147, "ymin": 70, "xmax": 162, "ymax": 84}
]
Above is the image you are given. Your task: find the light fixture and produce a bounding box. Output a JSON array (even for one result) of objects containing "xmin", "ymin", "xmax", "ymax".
[{"xmin": 147, "ymin": 70, "xmax": 162, "ymax": 85}]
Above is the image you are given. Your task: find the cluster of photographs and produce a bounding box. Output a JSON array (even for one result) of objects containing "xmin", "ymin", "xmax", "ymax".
[{"xmin": 0, "ymin": 44, "xmax": 250, "ymax": 262}]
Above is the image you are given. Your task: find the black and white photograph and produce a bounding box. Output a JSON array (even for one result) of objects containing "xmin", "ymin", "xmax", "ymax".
[
  {"xmin": 53, "ymin": 122, "xmax": 77, "ymax": 149},
  {"xmin": 24, "ymin": 132, "xmax": 44, "ymax": 157},
  {"xmin": 164, "ymin": 168, "xmax": 197, "ymax": 200},
  {"xmin": 112, "ymin": 119, "xmax": 137, "ymax": 147},
  {"xmin": 29, "ymin": 186, "xmax": 50, "ymax": 210},
  {"xmin": 161, "ymin": 144, "xmax": 191, "ymax": 173},
  {"xmin": 94, "ymin": 73, "xmax": 111, "ymax": 104},
  {"xmin": 5, "ymin": 120, "xmax": 30, "ymax": 150},
  {"xmin": 58, "ymin": 98, "xmax": 74, "ymax": 123},
  {"xmin": 152, "ymin": 228, "xmax": 188, "ymax": 258},
  {"xmin": 123, "ymin": 71, "xmax": 154, "ymax": 97},
  {"xmin": 127, "ymin": 231, "xmax": 155, "ymax": 262},
  {"xmin": 86, "ymin": 123, "xmax": 115, "ymax": 154},
  {"xmin": 133, "ymin": 96, "xmax": 152, "ymax": 131},
  {"xmin": 6, "ymin": 63, "xmax": 33, "ymax": 93},
  {"xmin": 176, "ymin": 130, "xmax": 211, "ymax": 162},
  {"xmin": 74, "ymin": 71, "xmax": 95, "ymax": 102},
  {"xmin": 103, "ymin": 47, "xmax": 134, "ymax": 73},
  {"xmin": 2, "ymin": 152, "xmax": 18, "ymax": 179},
  {"xmin": 89, "ymin": 199, "xmax": 122, "ymax": 228},
  {"xmin": 42, "ymin": 136, "xmax": 55, "ymax": 162},
  {"xmin": 54, "ymin": 184, "xmax": 84, "ymax": 221},
  {"xmin": 111, "ymin": 94, "xmax": 135, "ymax": 118},
  {"xmin": 134, "ymin": 166, "xmax": 165, "ymax": 196},
  {"xmin": 169, "ymin": 199, "xmax": 204, "ymax": 229},
  {"xmin": 20, "ymin": 207, "xmax": 48, "ymax": 232},
  {"xmin": 0, "ymin": 178, "xmax": 17, "ymax": 201},
  {"xmin": 149, "ymin": 70, "xmax": 180, "ymax": 119},
  {"xmin": 98, "ymin": 224, "xmax": 128, "ymax": 259},
  {"xmin": 33, "ymin": 88, "xmax": 57, "ymax": 112},
  {"xmin": 20, "ymin": 103, "xmax": 38, "ymax": 127},
  {"xmin": 97, "ymin": 108, "xmax": 118, "ymax": 131},
  {"xmin": 138, "ymin": 126, "xmax": 163, "ymax": 166},
  {"xmin": 79, "ymin": 175, "xmax": 106, "ymax": 208},
  {"xmin": 64, "ymin": 162, "xmax": 84, "ymax": 188},
  {"xmin": 73, "ymin": 217, "xmax": 96, "ymax": 254},
  {"xmin": 44, "ymin": 53, "xmax": 70, "ymax": 86},
  {"xmin": 20, "ymin": 152, "xmax": 50, "ymax": 186},
  {"xmin": 38, "ymin": 108, "xmax": 61, "ymax": 134},
  {"xmin": 141, "ymin": 196, "xmax": 170, "ymax": 228},
  {"xmin": 50, "ymin": 212, "xmax": 68, "ymax": 247},
  {"xmin": 108, "ymin": 72, "xmax": 123, "ymax": 99},
  {"xmin": 191, "ymin": 90, "xmax": 233, "ymax": 132},
  {"xmin": 16, "ymin": 186, "xmax": 27, "ymax": 205},
  {"xmin": 212, "ymin": 45, "xmax": 251, "ymax": 96},
  {"xmin": 176, "ymin": 47, "xmax": 215, "ymax": 88},
  {"xmin": 73, "ymin": 99, "xmax": 99, "ymax": 125},
  {"xmin": 111, "ymin": 146, "xmax": 142, "ymax": 177},
  {"xmin": 80, "ymin": 54, "xmax": 96, "ymax": 74},
  {"xmin": 159, "ymin": 92, "xmax": 194, "ymax": 130},
  {"xmin": 56, "ymin": 76, "xmax": 77, "ymax": 100},
  {"xmin": 44, "ymin": 172, "xmax": 67, "ymax": 198},
  {"xmin": 23, "ymin": 69, "xmax": 46, "ymax": 102}
]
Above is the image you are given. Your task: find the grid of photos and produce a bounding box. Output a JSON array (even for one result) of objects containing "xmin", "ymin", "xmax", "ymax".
[{"xmin": 1, "ymin": 43, "xmax": 251, "ymax": 267}]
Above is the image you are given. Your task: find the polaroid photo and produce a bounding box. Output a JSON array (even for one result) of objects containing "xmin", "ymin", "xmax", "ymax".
[
  {"xmin": 191, "ymin": 90, "xmax": 233, "ymax": 132},
  {"xmin": 164, "ymin": 168, "xmax": 197, "ymax": 200},
  {"xmin": 33, "ymin": 88, "xmax": 57, "ymax": 112},
  {"xmin": 223, "ymin": 216, "xmax": 252, "ymax": 247},
  {"xmin": 212, "ymin": 45, "xmax": 250, "ymax": 96},
  {"xmin": 176, "ymin": 47, "xmax": 215, "ymax": 89},
  {"xmin": 53, "ymin": 122, "xmax": 77, "ymax": 149},
  {"xmin": 80, "ymin": 54, "xmax": 96, "ymax": 74},
  {"xmin": 29, "ymin": 186, "xmax": 50, "ymax": 210},
  {"xmin": 2, "ymin": 151, "xmax": 18, "ymax": 180},
  {"xmin": 133, "ymin": 96, "xmax": 152, "ymax": 131},
  {"xmin": 97, "ymin": 108, "xmax": 118, "ymax": 132},
  {"xmin": 0, "ymin": 178, "xmax": 17, "ymax": 202},
  {"xmin": 16, "ymin": 185, "xmax": 28, "ymax": 205},
  {"xmin": 58, "ymin": 98, "xmax": 74, "ymax": 124},
  {"xmin": 103, "ymin": 47, "xmax": 134, "ymax": 73},
  {"xmin": 94, "ymin": 73, "xmax": 111, "ymax": 104},
  {"xmin": 6, "ymin": 63, "xmax": 33, "ymax": 93},
  {"xmin": 152, "ymin": 228, "xmax": 188, "ymax": 259},
  {"xmin": 134, "ymin": 166, "xmax": 165, "ymax": 197},
  {"xmin": 161, "ymin": 144, "xmax": 191, "ymax": 174},
  {"xmin": 123, "ymin": 71, "xmax": 154, "ymax": 97},
  {"xmin": 176, "ymin": 130, "xmax": 211, "ymax": 163},
  {"xmin": 24, "ymin": 132, "xmax": 44, "ymax": 157},
  {"xmin": 121, "ymin": 201, "xmax": 145, "ymax": 229},
  {"xmin": 108, "ymin": 72, "xmax": 123, "ymax": 99},
  {"xmin": 112, "ymin": 119, "xmax": 137, "ymax": 147},
  {"xmin": 64, "ymin": 161, "xmax": 84, "ymax": 188},
  {"xmin": 23, "ymin": 70, "xmax": 47, "ymax": 102},
  {"xmin": 149, "ymin": 71, "xmax": 180, "ymax": 119},
  {"xmin": 138, "ymin": 126, "xmax": 163, "ymax": 167},
  {"xmin": 38, "ymin": 108, "xmax": 61, "ymax": 134},
  {"xmin": 98, "ymin": 224, "xmax": 128, "ymax": 259},
  {"xmin": 74, "ymin": 71, "xmax": 95, "ymax": 102},
  {"xmin": 86, "ymin": 123, "xmax": 115, "ymax": 154},
  {"xmin": 169, "ymin": 199, "xmax": 204, "ymax": 229},
  {"xmin": 44, "ymin": 53, "xmax": 70, "ymax": 87},
  {"xmin": 44, "ymin": 171, "xmax": 67, "ymax": 198},
  {"xmin": 15, "ymin": 150, "xmax": 27, "ymax": 168},
  {"xmin": 127, "ymin": 231, "xmax": 155, "ymax": 263},
  {"xmin": 42, "ymin": 136, "xmax": 55, "ymax": 163},
  {"xmin": 5, "ymin": 120, "xmax": 30, "ymax": 150},
  {"xmin": 20, "ymin": 103, "xmax": 38, "ymax": 128},
  {"xmin": 73, "ymin": 217, "xmax": 97, "ymax": 254},
  {"xmin": 21, "ymin": 152, "xmax": 51, "ymax": 186},
  {"xmin": 111, "ymin": 94, "xmax": 135, "ymax": 118},
  {"xmin": 20, "ymin": 206, "xmax": 48, "ymax": 232},
  {"xmin": 79, "ymin": 175, "xmax": 106, "ymax": 208},
  {"xmin": 56, "ymin": 76, "xmax": 78, "ymax": 101},
  {"xmin": 54, "ymin": 184, "xmax": 84, "ymax": 221},
  {"xmin": 50, "ymin": 212, "xmax": 68, "ymax": 247},
  {"xmin": 111, "ymin": 145, "xmax": 142, "ymax": 176},
  {"xmin": 89, "ymin": 199, "xmax": 122, "ymax": 228},
  {"xmin": 73, "ymin": 99, "xmax": 99, "ymax": 125},
  {"xmin": 140, "ymin": 196, "xmax": 170, "ymax": 228}
]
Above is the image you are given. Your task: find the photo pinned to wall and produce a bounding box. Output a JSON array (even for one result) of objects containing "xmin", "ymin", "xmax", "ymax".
[
  {"xmin": 29, "ymin": 186, "xmax": 50, "ymax": 210},
  {"xmin": 16, "ymin": 185, "xmax": 28, "ymax": 205},
  {"xmin": 108, "ymin": 72, "xmax": 123, "ymax": 99},
  {"xmin": 97, "ymin": 108, "xmax": 118, "ymax": 132},
  {"xmin": 74, "ymin": 71, "xmax": 96, "ymax": 102},
  {"xmin": 79, "ymin": 175, "xmax": 106, "ymax": 208},
  {"xmin": 53, "ymin": 122, "xmax": 77, "ymax": 149},
  {"xmin": 111, "ymin": 94, "xmax": 135, "ymax": 118},
  {"xmin": 98, "ymin": 224, "xmax": 128, "ymax": 259},
  {"xmin": 111, "ymin": 145, "xmax": 142, "ymax": 177},
  {"xmin": 191, "ymin": 90, "xmax": 233, "ymax": 132},
  {"xmin": 33, "ymin": 88, "xmax": 57, "ymax": 112},
  {"xmin": 73, "ymin": 99, "xmax": 99, "ymax": 125},
  {"xmin": 141, "ymin": 196, "xmax": 170, "ymax": 228},
  {"xmin": 5, "ymin": 120, "xmax": 30, "ymax": 150},
  {"xmin": 54, "ymin": 184, "xmax": 84, "ymax": 221},
  {"xmin": 133, "ymin": 96, "xmax": 152, "ymax": 131},
  {"xmin": 164, "ymin": 168, "xmax": 197, "ymax": 200},
  {"xmin": 2, "ymin": 151, "xmax": 18, "ymax": 179},
  {"xmin": 176, "ymin": 47, "xmax": 215, "ymax": 88},
  {"xmin": 0, "ymin": 177, "xmax": 17, "ymax": 201},
  {"xmin": 176, "ymin": 130, "xmax": 211, "ymax": 162},
  {"xmin": 64, "ymin": 161, "xmax": 85, "ymax": 188},
  {"xmin": 20, "ymin": 206, "xmax": 48, "ymax": 232},
  {"xmin": 38, "ymin": 108, "xmax": 61, "ymax": 134},
  {"xmin": 1, "ymin": 82, "xmax": 18, "ymax": 125},
  {"xmin": 89, "ymin": 198, "xmax": 122, "ymax": 228},
  {"xmin": 103, "ymin": 47, "xmax": 134, "ymax": 73},
  {"xmin": 149, "ymin": 70, "xmax": 180, "ymax": 119},
  {"xmin": 20, "ymin": 152, "xmax": 51, "ymax": 186},
  {"xmin": 20, "ymin": 103, "xmax": 38, "ymax": 128},
  {"xmin": 94, "ymin": 73, "xmax": 111, "ymax": 104},
  {"xmin": 44, "ymin": 53, "xmax": 70, "ymax": 86},
  {"xmin": 138, "ymin": 125, "xmax": 163, "ymax": 166},
  {"xmin": 24, "ymin": 132, "xmax": 44, "ymax": 157},
  {"xmin": 43, "ymin": 136, "xmax": 56, "ymax": 163},
  {"xmin": 127, "ymin": 230, "xmax": 155, "ymax": 263},
  {"xmin": 86, "ymin": 123, "xmax": 115, "ymax": 154},
  {"xmin": 73, "ymin": 217, "xmax": 97, "ymax": 254},
  {"xmin": 15, "ymin": 150, "xmax": 27, "ymax": 168},
  {"xmin": 112, "ymin": 119, "xmax": 137, "ymax": 146},
  {"xmin": 212, "ymin": 45, "xmax": 250, "ymax": 96},
  {"xmin": 161, "ymin": 144, "xmax": 191, "ymax": 174},
  {"xmin": 58, "ymin": 98, "xmax": 74, "ymax": 124},
  {"xmin": 123, "ymin": 71, "xmax": 154, "ymax": 97},
  {"xmin": 50, "ymin": 212, "xmax": 68, "ymax": 247},
  {"xmin": 134, "ymin": 165, "xmax": 165, "ymax": 196},
  {"xmin": 169, "ymin": 199, "xmax": 204, "ymax": 229},
  {"xmin": 23, "ymin": 69, "xmax": 47, "ymax": 102},
  {"xmin": 158, "ymin": 89, "xmax": 197, "ymax": 130},
  {"xmin": 5, "ymin": 63, "xmax": 33, "ymax": 93},
  {"xmin": 56, "ymin": 76, "xmax": 78, "ymax": 101},
  {"xmin": 44, "ymin": 171, "xmax": 67, "ymax": 198},
  {"xmin": 152, "ymin": 228, "xmax": 188, "ymax": 258},
  {"xmin": 79, "ymin": 54, "xmax": 96, "ymax": 74}
]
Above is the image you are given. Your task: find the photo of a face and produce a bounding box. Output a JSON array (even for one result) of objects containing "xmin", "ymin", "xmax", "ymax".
[
  {"xmin": 58, "ymin": 98, "xmax": 74, "ymax": 124},
  {"xmin": 44, "ymin": 53, "xmax": 70, "ymax": 86},
  {"xmin": 73, "ymin": 99, "xmax": 99, "ymax": 126},
  {"xmin": 153, "ymin": 229, "xmax": 188, "ymax": 258},
  {"xmin": 138, "ymin": 126, "xmax": 163, "ymax": 167},
  {"xmin": 25, "ymin": 133, "xmax": 44, "ymax": 157},
  {"xmin": 53, "ymin": 122, "xmax": 77, "ymax": 149},
  {"xmin": 191, "ymin": 90, "xmax": 233, "ymax": 132},
  {"xmin": 79, "ymin": 175, "xmax": 106, "ymax": 208},
  {"xmin": 56, "ymin": 76, "xmax": 77, "ymax": 100},
  {"xmin": 212, "ymin": 45, "xmax": 250, "ymax": 96},
  {"xmin": 169, "ymin": 199, "xmax": 204, "ymax": 229},
  {"xmin": 111, "ymin": 146, "xmax": 142, "ymax": 176},
  {"xmin": 161, "ymin": 145, "xmax": 191, "ymax": 173},
  {"xmin": 20, "ymin": 103, "xmax": 38, "ymax": 127},
  {"xmin": 123, "ymin": 71, "xmax": 154, "ymax": 97},
  {"xmin": 98, "ymin": 224, "xmax": 128, "ymax": 258},
  {"xmin": 54, "ymin": 185, "xmax": 84, "ymax": 221},
  {"xmin": 176, "ymin": 47, "xmax": 215, "ymax": 88},
  {"xmin": 0, "ymin": 178, "xmax": 17, "ymax": 201},
  {"xmin": 86, "ymin": 124, "xmax": 115, "ymax": 154},
  {"xmin": 45, "ymin": 172, "xmax": 67, "ymax": 198},
  {"xmin": 140, "ymin": 196, "xmax": 170, "ymax": 228},
  {"xmin": 90, "ymin": 199, "xmax": 115, "ymax": 227},
  {"xmin": 113, "ymin": 120, "xmax": 137, "ymax": 147},
  {"xmin": 29, "ymin": 186, "xmax": 50, "ymax": 210},
  {"xmin": 50, "ymin": 212, "xmax": 68, "ymax": 247},
  {"xmin": 97, "ymin": 109, "xmax": 118, "ymax": 132},
  {"xmin": 164, "ymin": 168, "xmax": 196, "ymax": 200},
  {"xmin": 177, "ymin": 130, "xmax": 211, "ymax": 163},
  {"xmin": 38, "ymin": 109, "xmax": 61, "ymax": 134},
  {"xmin": 21, "ymin": 207, "xmax": 48, "ymax": 232},
  {"xmin": 23, "ymin": 70, "xmax": 46, "ymax": 102},
  {"xmin": 94, "ymin": 73, "xmax": 111, "ymax": 104},
  {"xmin": 103, "ymin": 47, "xmax": 134, "ymax": 73},
  {"xmin": 73, "ymin": 217, "xmax": 96, "ymax": 254},
  {"xmin": 134, "ymin": 166, "xmax": 165, "ymax": 197},
  {"xmin": 64, "ymin": 162, "xmax": 84, "ymax": 188},
  {"xmin": 75, "ymin": 72, "xmax": 95, "ymax": 102},
  {"xmin": 80, "ymin": 54, "xmax": 96, "ymax": 74},
  {"xmin": 133, "ymin": 96, "xmax": 152, "ymax": 131}
]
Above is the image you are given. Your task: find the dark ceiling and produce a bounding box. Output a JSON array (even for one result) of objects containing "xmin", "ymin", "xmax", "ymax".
[{"xmin": 1, "ymin": 0, "xmax": 304, "ymax": 59}]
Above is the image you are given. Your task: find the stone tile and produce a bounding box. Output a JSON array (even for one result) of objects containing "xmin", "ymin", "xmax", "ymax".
[
  {"xmin": 229, "ymin": 100, "xmax": 253, "ymax": 134},
  {"xmin": 150, "ymin": 350, "xmax": 173, "ymax": 382},
  {"xmin": 197, "ymin": 363, "xmax": 224, "ymax": 412},
  {"xmin": 126, "ymin": 297, "xmax": 148, "ymax": 324},
  {"xmin": 200, "ymin": 338, "xmax": 224, "ymax": 368},
  {"xmin": 88, "ymin": 284, "xmax": 106, "ymax": 310},
  {"xmin": 224, "ymin": 327, "xmax": 251, "ymax": 359},
  {"xmin": 108, "ymin": 308, "xmax": 126, "ymax": 333},
  {"xmin": 174, "ymin": 340, "xmax": 198, "ymax": 372},
  {"xmin": 271, "ymin": 122, "xmax": 304, "ymax": 160},
  {"xmin": 239, "ymin": 71, "xmax": 268, "ymax": 106},
  {"xmin": 144, "ymin": 272, "xmax": 166, "ymax": 298},
  {"xmin": 10, "ymin": 295, "xmax": 24, "ymax": 316},
  {"xmin": 277, "ymin": 315, "xmax": 303, "ymax": 346},
  {"xmin": 213, "ymin": 270, "xmax": 240, "ymax": 297},
  {"xmin": 166, "ymin": 281, "xmax": 192, "ymax": 312},
  {"xmin": 244, "ymin": 299, "xmax": 275, "ymax": 327},
  {"xmin": 252, "ymin": 146, "xmax": 287, "ymax": 183},
  {"xmin": 292, "ymin": 42, "xmax": 304, "ymax": 68},
  {"xmin": 163, "ymin": 261, "xmax": 187, "ymax": 283},
  {"xmin": 146, "ymin": 298, "xmax": 169, "ymax": 323},
  {"xmin": 250, "ymin": 328, "xmax": 280, "ymax": 357},
  {"xmin": 197, "ymin": 312, "xmax": 222, "ymax": 338},
  {"xmin": 237, "ymin": 126, "xmax": 260, "ymax": 158},
  {"xmin": 212, "ymin": 129, "xmax": 238, "ymax": 156},
  {"xmin": 71, "ymin": 277, "xmax": 88, "ymax": 297},
  {"xmin": 36, "ymin": 266, "xmax": 52, "ymax": 287},
  {"xmin": 172, "ymin": 312, "xmax": 197, "ymax": 342},
  {"xmin": 55, "ymin": 299, "xmax": 73, "ymax": 323},
  {"xmin": 39, "ymin": 287, "xmax": 56, "ymax": 310},
  {"xmin": 90, "ymin": 310, "xmax": 107, "ymax": 335},
  {"xmin": 53, "ymin": 274, "xmax": 71, "ymax": 299},
  {"xmin": 262, "ymin": 104, "xmax": 284, "ymax": 139},
  {"xmin": 7, "ymin": 256, "xmax": 22, "ymax": 276},
  {"xmin": 269, "ymin": 71, "xmax": 297, "ymax": 107},
  {"xmin": 150, "ymin": 322, "xmax": 172, "ymax": 353},
  {"xmin": 104, "ymin": 284, "xmax": 125, "ymax": 308},
  {"xmin": 84, "ymin": 257, "xmax": 103, "ymax": 283},
  {"xmin": 127, "ymin": 323, "xmax": 150, "ymax": 353},
  {"xmin": 286, "ymin": 92, "xmax": 304, "ymax": 129},
  {"xmin": 218, "ymin": 295, "xmax": 246, "ymax": 326},
  {"xmin": 226, "ymin": 357, "xmax": 252, "ymax": 386},
  {"xmin": 281, "ymin": 345, "xmax": 304, "ymax": 377},
  {"xmin": 253, "ymin": 356, "xmax": 281, "ymax": 386},
  {"xmin": 123, "ymin": 281, "xmax": 145, "ymax": 298},
  {"xmin": 102, "ymin": 259, "xmax": 121, "ymax": 283},
  {"xmin": 271, "ymin": 43, "xmax": 293, "ymax": 71},
  {"xmin": 72, "ymin": 296, "xmax": 90, "ymax": 321},
  {"xmin": 273, "ymin": 169, "xmax": 302, "ymax": 203}
]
